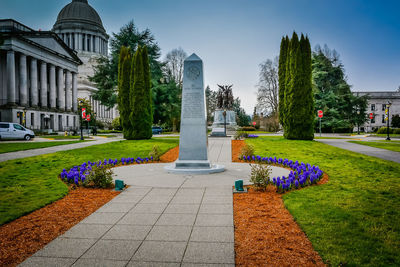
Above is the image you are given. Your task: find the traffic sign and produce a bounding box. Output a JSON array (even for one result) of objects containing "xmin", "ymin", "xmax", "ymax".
[
  {"xmin": 369, "ymin": 113, "xmax": 373, "ymax": 119},
  {"xmin": 252, "ymin": 121, "xmax": 256, "ymax": 126},
  {"xmin": 318, "ymin": 110, "xmax": 323, "ymax": 118}
]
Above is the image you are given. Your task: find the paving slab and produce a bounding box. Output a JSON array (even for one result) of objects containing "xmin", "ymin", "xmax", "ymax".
[
  {"xmin": 183, "ymin": 242, "xmax": 235, "ymax": 264},
  {"xmin": 102, "ymin": 225, "xmax": 152, "ymax": 240},
  {"xmin": 190, "ymin": 226, "xmax": 234, "ymax": 242},
  {"xmin": 130, "ymin": 203, "xmax": 168, "ymax": 213},
  {"xmin": 81, "ymin": 239, "xmax": 141, "ymax": 260},
  {"xmin": 146, "ymin": 225, "xmax": 192, "ymax": 242},
  {"xmin": 195, "ymin": 214, "xmax": 233, "ymax": 227},
  {"xmin": 19, "ymin": 257, "xmax": 76, "ymax": 267},
  {"xmin": 132, "ymin": 241, "xmax": 187, "ymax": 262},
  {"xmin": 156, "ymin": 213, "xmax": 197, "ymax": 226},
  {"xmin": 61, "ymin": 224, "xmax": 112, "ymax": 239},
  {"xmin": 128, "ymin": 261, "xmax": 180, "ymax": 267},
  {"xmin": 72, "ymin": 258, "xmax": 128, "ymax": 267},
  {"xmin": 81, "ymin": 212, "xmax": 125, "ymax": 224},
  {"xmin": 199, "ymin": 204, "xmax": 233, "ymax": 214},
  {"xmin": 33, "ymin": 238, "xmax": 96, "ymax": 258},
  {"xmin": 164, "ymin": 204, "xmax": 200, "ymax": 214},
  {"xmin": 117, "ymin": 212, "xmax": 160, "ymax": 225}
]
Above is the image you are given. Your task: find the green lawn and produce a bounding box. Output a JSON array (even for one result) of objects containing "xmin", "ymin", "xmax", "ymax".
[
  {"xmin": 349, "ymin": 140, "xmax": 400, "ymax": 153},
  {"xmin": 0, "ymin": 138, "xmax": 178, "ymax": 225},
  {"xmin": 96, "ymin": 135, "xmax": 117, "ymax": 138},
  {"xmin": 314, "ymin": 136, "xmax": 351, "ymax": 139},
  {"xmin": 246, "ymin": 136, "xmax": 400, "ymax": 266},
  {"xmin": 0, "ymin": 141, "xmax": 86, "ymax": 154}
]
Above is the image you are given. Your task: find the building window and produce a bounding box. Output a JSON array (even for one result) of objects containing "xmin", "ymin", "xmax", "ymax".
[
  {"xmin": 382, "ymin": 104, "xmax": 386, "ymax": 111},
  {"xmin": 72, "ymin": 34, "xmax": 75, "ymax": 50},
  {"xmin": 371, "ymin": 104, "xmax": 375, "ymax": 111},
  {"xmin": 31, "ymin": 113, "xmax": 34, "ymax": 127},
  {"xmin": 382, "ymin": 115, "xmax": 385, "ymax": 123},
  {"xmin": 67, "ymin": 116, "xmax": 69, "ymax": 127},
  {"xmin": 371, "ymin": 116, "xmax": 375, "ymax": 123}
]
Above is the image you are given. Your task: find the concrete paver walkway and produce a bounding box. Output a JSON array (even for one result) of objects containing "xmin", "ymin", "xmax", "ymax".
[
  {"xmin": 316, "ymin": 138, "xmax": 400, "ymax": 164},
  {"xmin": 20, "ymin": 137, "xmax": 290, "ymax": 266},
  {"xmin": 0, "ymin": 137, "xmax": 122, "ymax": 163}
]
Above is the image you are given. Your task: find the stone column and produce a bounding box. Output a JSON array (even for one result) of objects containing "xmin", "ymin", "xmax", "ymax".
[
  {"xmin": 6, "ymin": 50, "xmax": 16, "ymax": 105},
  {"xmin": 78, "ymin": 33, "xmax": 82, "ymax": 51},
  {"xmin": 74, "ymin": 33, "xmax": 79, "ymax": 51},
  {"xmin": 19, "ymin": 54, "xmax": 28, "ymax": 106},
  {"xmin": 49, "ymin": 64, "xmax": 56, "ymax": 109},
  {"xmin": 57, "ymin": 67, "xmax": 65, "ymax": 110},
  {"xmin": 30, "ymin": 58, "xmax": 38, "ymax": 107},
  {"xmin": 65, "ymin": 70, "xmax": 72, "ymax": 111},
  {"xmin": 40, "ymin": 61, "xmax": 47, "ymax": 108},
  {"xmin": 72, "ymin": 72, "xmax": 77, "ymax": 112}
]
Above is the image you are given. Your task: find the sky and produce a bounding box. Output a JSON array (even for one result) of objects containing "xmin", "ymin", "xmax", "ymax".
[{"xmin": 1, "ymin": 0, "xmax": 400, "ymax": 114}]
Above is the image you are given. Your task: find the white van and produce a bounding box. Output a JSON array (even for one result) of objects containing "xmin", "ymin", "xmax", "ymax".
[{"xmin": 0, "ymin": 122, "xmax": 35, "ymax": 141}]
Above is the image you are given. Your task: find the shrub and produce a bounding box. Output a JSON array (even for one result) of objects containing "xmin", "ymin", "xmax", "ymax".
[
  {"xmin": 249, "ymin": 163, "xmax": 271, "ymax": 191},
  {"xmin": 239, "ymin": 143, "xmax": 255, "ymax": 159},
  {"xmin": 149, "ymin": 145, "xmax": 162, "ymax": 161},
  {"xmin": 84, "ymin": 165, "xmax": 113, "ymax": 188},
  {"xmin": 377, "ymin": 127, "xmax": 394, "ymax": 134},
  {"xmin": 240, "ymin": 126, "xmax": 256, "ymax": 131},
  {"xmin": 394, "ymin": 128, "xmax": 400, "ymax": 134},
  {"xmin": 234, "ymin": 131, "xmax": 248, "ymax": 140},
  {"xmin": 112, "ymin": 117, "xmax": 122, "ymax": 130}
]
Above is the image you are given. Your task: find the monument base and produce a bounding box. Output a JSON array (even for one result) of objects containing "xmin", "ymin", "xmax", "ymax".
[{"xmin": 165, "ymin": 160, "xmax": 225, "ymax": 174}]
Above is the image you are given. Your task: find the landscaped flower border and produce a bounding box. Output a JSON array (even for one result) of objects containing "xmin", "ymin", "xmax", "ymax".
[
  {"xmin": 247, "ymin": 134, "xmax": 259, "ymax": 138},
  {"xmin": 60, "ymin": 156, "xmax": 154, "ymax": 186},
  {"xmin": 241, "ymin": 155, "xmax": 323, "ymax": 193}
]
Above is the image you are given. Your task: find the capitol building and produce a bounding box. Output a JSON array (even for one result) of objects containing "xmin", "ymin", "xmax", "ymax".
[{"xmin": 0, "ymin": 0, "xmax": 116, "ymax": 132}]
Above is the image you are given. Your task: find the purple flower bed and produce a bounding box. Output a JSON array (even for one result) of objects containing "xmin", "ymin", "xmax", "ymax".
[
  {"xmin": 247, "ymin": 134, "xmax": 259, "ymax": 138},
  {"xmin": 60, "ymin": 156, "xmax": 153, "ymax": 186},
  {"xmin": 242, "ymin": 155, "xmax": 323, "ymax": 193}
]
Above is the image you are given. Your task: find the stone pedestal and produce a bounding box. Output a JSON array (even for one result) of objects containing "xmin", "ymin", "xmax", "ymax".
[
  {"xmin": 165, "ymin": 53, "xmax": 224, "ymax": 174},
  {"xmin": 211, "ymin": 109, "xmax": 237, "ymax": 136}
]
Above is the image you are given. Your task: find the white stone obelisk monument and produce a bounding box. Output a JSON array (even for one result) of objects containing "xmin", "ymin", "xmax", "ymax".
[{"xmin": 165, "ymin": 53, "xmax": 224, "ymax": 174}]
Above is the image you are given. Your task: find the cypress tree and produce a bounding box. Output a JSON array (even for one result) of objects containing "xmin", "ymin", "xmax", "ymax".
[
  {"xmin": 117, "ymin": 46, "xmax": 133, "ymax": 139},
  {"xmin": 130, "ymin": 46, "xmax": 152, "ymax": 139},
  {"xmin": 278, "ymin": 36, "xmax": 288, "ymax": 128},
  {"xmin": 141, "ymin": 46, "xmax": 153, "ymax": 138},
  {"xmin": 284, "ymin": 33, "xmax": 314, "ymax": 140}
]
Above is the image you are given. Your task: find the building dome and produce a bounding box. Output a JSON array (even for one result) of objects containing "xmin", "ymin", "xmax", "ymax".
[{"xmin": 53, "ymin": 0, "xmax": 105, "ymax": 34}]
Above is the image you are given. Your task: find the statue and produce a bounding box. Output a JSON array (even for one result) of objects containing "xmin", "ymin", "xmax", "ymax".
[{"xmin": 217, "ymin": 84, "xmax": 234, "ymax": 110}]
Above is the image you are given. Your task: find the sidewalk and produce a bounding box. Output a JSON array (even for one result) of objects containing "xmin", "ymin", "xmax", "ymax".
[
  {"xmin": 0, "ymin": 137, "xmax": 122, "ymax": 163},
  {"xmin": 20, "ymin": 137, "xmax": 290, "ymax": 266},
  {"xmin": 316, "ymin": 138, "xmax": 400, "ymax": 164}
]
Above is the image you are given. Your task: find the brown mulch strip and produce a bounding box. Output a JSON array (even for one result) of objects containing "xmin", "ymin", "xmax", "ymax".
[
  {"xmin": 0, "ymin": 188, "xmax": 119, "ymax": 267},
  {"xmin": 232, "ymin": 139, "xmax": 327, "ymax": 266},
  {"xmin": 0, "ymin": 146, "xmax": 180, "ymax": 267}
]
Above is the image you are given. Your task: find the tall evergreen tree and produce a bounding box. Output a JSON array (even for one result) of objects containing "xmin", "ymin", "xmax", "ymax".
[
  {"xmin": 278, "ymin": 36, "xmax": 288, "ymax": 128},
  {"xmin": 283, "ymin": 32, "xmax": 314, "ymax": 140},
  {"xmin": 130, "ymin": 46, "xmax": 153, "ymax": 139},
  {"xmin": 141, "ymin": 46, "xmax": 153, "ymax": 138},
  {"xmin": 117, "ymin": 46, "xmax": 133, "ymax": 139}
]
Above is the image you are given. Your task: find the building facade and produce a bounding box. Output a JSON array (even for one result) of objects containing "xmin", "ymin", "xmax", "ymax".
[
  {"xmin": 353, "ymin": 91, "xmax": 400, "ymax": 132},
  {"xmin": 52, "ymin": 0, "xmax": 117, "ymax": 124},
  {"xmin": 0, "ymin": 19, "xmax": 82, "ymax": 132}
]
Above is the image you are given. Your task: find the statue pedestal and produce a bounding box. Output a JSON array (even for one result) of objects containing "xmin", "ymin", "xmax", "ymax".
[{"xmin": 211, "ymin": 110, "xmax": 237, "ymax": 136}]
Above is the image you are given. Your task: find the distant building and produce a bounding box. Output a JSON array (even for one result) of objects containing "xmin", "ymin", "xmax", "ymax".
[
  {"xmin": 0, "ymin": 19, "xmax": 82, "ymax": 131},
  {"xmin": 353, "ymin": 91, "xmax": 400, "ymax": 132},
  {"xmin": 53, "ymin": 0, "xmax": 117, "ymax": 124}
]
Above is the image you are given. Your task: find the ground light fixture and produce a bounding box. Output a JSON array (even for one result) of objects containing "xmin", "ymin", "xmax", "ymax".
[
  {"xmin": 115, "ymin": 180, "xmax": 125, "ymax": 191},
  {"xmin": 234, "ymin": 179, "xmax": 245, "ymax": 193}
]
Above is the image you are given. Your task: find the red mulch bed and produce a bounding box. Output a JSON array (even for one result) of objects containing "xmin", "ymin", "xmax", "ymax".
[
  {"xmin": 232, "ymin": 139, "xmax": 327, "ymax": 266},
  {"xmin": 0, "ymin": 146, "xmax": 180, "ymax": 267}
]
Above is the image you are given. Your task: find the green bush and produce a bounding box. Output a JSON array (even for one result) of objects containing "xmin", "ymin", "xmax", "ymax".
[
  {"xmin": 250, "ymin": 163, "xmax": 271, "ymax": 191},
  {"xmin": 112, "ymin": 117, "xmax": 122, "ymax": 131},
  {"xmin": 394, "ymin": 128, "xmax": 400, "ymax": 134},
  {"xmin": 239, "ymin": 143, "xmax": 255, "ymax": 159},
  {"xmin": 377, "ymin": 127, "xmax": 394, "ymax": 134},
  {"xmin": 84, "ymin": 165, "xmax": 113, "ymax": 188},
  {"xmin": 149, "ymin": 145, "xmax": 162, "ymax": 161},
  {"xmin": 234, "ymin": 130, "xmax": 248, "ymax": 140},
  {"xmin": 240, "ymin": 126, "xmax": 256, "ymax": 131}
]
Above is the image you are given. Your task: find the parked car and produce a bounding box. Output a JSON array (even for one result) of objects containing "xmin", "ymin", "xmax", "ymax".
[
  {"xmin": 152, "ymin": 126, "xmax": 162, "ymax": 135},
  {"xmin": 0, "ymin": 122, "xmax": 35, "ymax": 141}
]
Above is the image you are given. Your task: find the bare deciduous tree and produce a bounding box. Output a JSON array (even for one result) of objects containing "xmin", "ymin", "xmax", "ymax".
[
  {"xmin": 164, "ymin": 47, "xmax": 187, "ymax": 88},
  {"xmin": 256, "ymin": 57, "xmax": 279, "ymax": 115}
]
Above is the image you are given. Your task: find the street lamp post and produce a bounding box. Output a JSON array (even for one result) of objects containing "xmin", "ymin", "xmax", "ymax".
[
  {"xmin": 223, "ymin": 109, "xmax": 227, "ymax": 137},
  {"xmin": 356, "ymin": 106, "xmax": 360, "ymax": 135},
  {"xmin": 79, "ymin": 100, "xmax": 84, "ymax": 141},
  {"xmin": 386, "ymin": 101, "xmax": 391, "ymax": 141}
]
